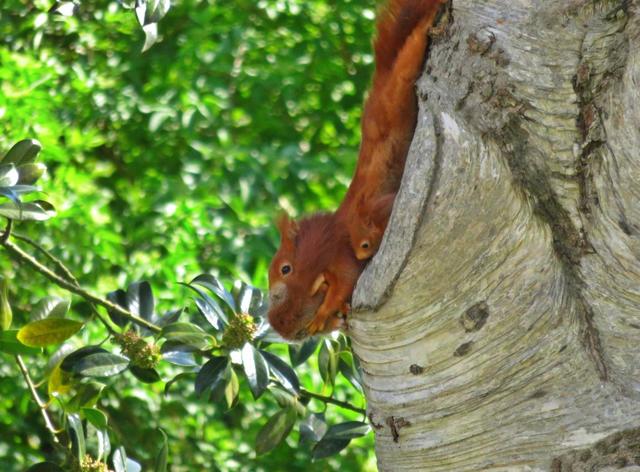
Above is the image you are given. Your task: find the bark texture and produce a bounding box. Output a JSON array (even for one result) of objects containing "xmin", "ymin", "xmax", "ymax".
[{"xmin": 351, "ymin": 1, "xmax": 640, "ymax": 470}]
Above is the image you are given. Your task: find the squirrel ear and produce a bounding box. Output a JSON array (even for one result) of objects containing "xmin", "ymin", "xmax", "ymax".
[{"xmin": 276, "ymin": 212, "xmax": 299, "ymax": 243}]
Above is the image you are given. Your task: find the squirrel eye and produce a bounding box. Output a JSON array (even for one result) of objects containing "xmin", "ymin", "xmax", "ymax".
[
  {"xmin": 280, "ymin": 263, "xmax": 292, "ymax": 276},
  {"xmin": 361, "ymin": 241, "xmax": 370, "ymax": 249}
]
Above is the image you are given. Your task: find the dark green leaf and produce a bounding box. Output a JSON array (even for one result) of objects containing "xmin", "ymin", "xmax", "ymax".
[
  {"xmin": 161, "ymin": 349, "xmax": 196, "ymax": 367},
  {"xmin": 195, "ymin": 356, "xmax": 228, "ymax": 396},
  {"xmin": 130, "ymin": 366, "xmax": 161, "ymax": 383},
  {"xmin": 311, "ymin": 437, "xmax": 351, "ymax": 459},
  {"xmin": 261, "ymin": 349, "xmax": 300, "ymax": 394},
  {"xmin": 17, "ymin": 318, "xmax": 82, "ymax": 347},
  {"xmin": 255, "ymin": 406, "xmax": 297, "ymax": 455},
  {"xmin": 324, "ymin": 421, "xmax": 371, "ymax": 440},
  {"xmin": 241, "ymin": 343, "xmax": 269, "ymax": 399},
  {"xmin": 106, "ymin": 289, "xmax": 128, "ymax": 328},
  {"xmin": 154, "ymin": 428, "xmax": 168, "ymax": 472},
  {"xmin": 64, "ymin": 351, "xmax": 130, "ymax": 377},
  {"xmin": 157, "ymin": 308, "xmax": 183, "ymax": 327},
  {"xmin": 289, "ymin": 338, "xmax": 320, "ymax": 367},
  {"xmin": 126, "ymin": 281, "xmax": 155, "ymax": 322},
  {"xmin": 61, "ymin": 346, "xmax": 107, "ymax": 371},
  {"xmin": 182, "ymin": 282, "xmax": 226, "ymax": 328},
  {"xmin": 2, "ymin": 138, "xmax": 41, "ymax": 165},
  {"xmin": 0, "ymin": 330, "xmax": 40, "ymax": 356},
  {"xmin": 338, "ymin": 351, "xmax": 363, "ymax": 392}
]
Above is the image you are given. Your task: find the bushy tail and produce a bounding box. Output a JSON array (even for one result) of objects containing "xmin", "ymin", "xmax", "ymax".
[{"xmin": 374, "ymin": 0, "xmax": 445, "ymax": 77}]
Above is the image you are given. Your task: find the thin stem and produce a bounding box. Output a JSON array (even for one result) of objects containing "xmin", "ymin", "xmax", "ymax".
[
  {"xmin": 0, "ymin": 218, "xmax": 12, "ymax": 244},
  {"xmin": 299, "ymin": 387, "xmax": 366, "ymax": 414},
  {"xmin": 15, "ymin": 355, "xmax": 62, "ymax": 445},
  {"xmin": 2, "ymin": 239, "xmax": 161, "ymax": 333},
  {"xmin": 12, "ymin": 231, "xmax": 79, "ymax": 285},
  {"xmin": 8, "ymin": 232, "xmax": 117, "ymax": 335}
]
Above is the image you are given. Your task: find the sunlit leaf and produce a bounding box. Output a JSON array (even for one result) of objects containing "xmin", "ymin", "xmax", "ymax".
[
  {"xmin": 0, "ymin": 200, "xmax": 56, "ymax": 221},
  {"xmin": 17, "ymin": 318, "xmax": 82, "ymax": 347},
  {"xmin": 241, "ymin": 343, "xmax": 269, "ymax": 399},
  {"xmin": 161, "ymin": 322, "xmax": 209, "ymax": 350},
  {"xmin": 32, "ymin": 296, "xmax": 70, "ymax": 321},
  {"xmin": 191, "ymin": 274, "xmax": 236, "ymax": 312},
  {"xmin": 81, "ymin": 407, "xmax": 108, "ymax": 430},
  {"xmin": 68, "ymin": 413, "xmax": 86, "ymax": 459},
  {"xmin": 126, "ymin": 281, "xmax": 154, "ymax": 322}
]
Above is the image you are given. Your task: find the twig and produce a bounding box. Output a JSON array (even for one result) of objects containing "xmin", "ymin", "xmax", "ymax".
[
  {"xmin": 15, "ymin": 355, "xmax": 62, "ymax": 445},
  {"xmin": 299, "ymin": 387, "xmax": 366, "ymax": 414},
  {"xmin": 1, "ymin": 239, "xmax": 161, "ymax": 333},
  {"xmin": 12, "ymin": 231, "xmax": 79, "ymax": 285},
  {"xmin": 0, "ymin": 218, "xmax": 12, "ymax": 244},
  {"xmin": 10, "ymin": 232, "xmax": 118, "ymax": 335}
]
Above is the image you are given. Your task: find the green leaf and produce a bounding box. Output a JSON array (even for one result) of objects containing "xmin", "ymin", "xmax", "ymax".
[
  {"xmin": 224, "ymin": 366, "xmax": 239, "ymax": 409},
  {"xmin": 0, "ymin": 200, "xmax": 56, "ymax": 221},
  {"xmin": 183, "ymin": 282, "xmax": 226, "ymax": 329},
  {"xmin": 311, "ymin": 437, "xmax": 351, "ymax": 459},
  {"xmin": 106, "ymin": 289, "xmax": 128, "ymax": 328},
  {"xmin": 16, "ymin": 162, "xmax": 46, "ymax": 185},
  {"xmin": 191, "ymin": 274, "xmax": 236, "ymax": 312},
  {"xmin": 154, "ymin": 428, "xmax": 169, "ymax": 472},
  {"xmin": 96, "ymin": 428, "xmax": 111, "ymax": 462},
  {"xmin": 130, "ymin": 365, "xmax": 161, "ymax": 383},
  {"xmin": 289, "ymin": 338, "xmax": 319, "ymax": 367},
  {"xmin": 126, "ymin": 281, "xmax": 155, "ymax": 322},
  {"xmin": 241, "ymin": 343, "xmax": 269, "ymax": 399},
  {"xmin": 112, "ymin": 446, "xmax": 142, "ymax": 472},
  {"xmin": 62, "ymin": 348, "xmax": 130, "ymax": 377},
  {"xmin": 81, "ymin": 407, "xmax": 108, "ymax": 430},
  {"xmin": 255, "ymin": 406, "xmax": 297, "ymax": 455},
  {"xmin": 318, "ymin": 339, "xmax": 338, "ymax": 388},
  {"xmin": 324, "ymin": 421, "xmax": 371, "ymax": 440},
  {"xmin": 300, "ymin": 413, "xmax": 328, "ymax": 444},
  {"xmin": 338, "ymin": 351, "xmax": 363, "ymax": 392},
  {"xmin": 261, "ymin": 349, "xmax": 300, "ymax": 394},
  {"xmin": 0, "ymin": 164, "xmax": 18, "ymax": 187},
  {"xmin": 161, "ymin": 322, "xmax": 209, "ymax": 350},
  {"xmin": 17, "ymin": 318, "xmax": 83, "ymax": 347},
  {"xmin": 32, "ymin": 296, "xmax": 70, "ymax": 321},
  {"xmin": 0, "ymin": 277, "xmax": 12, "ymax": 331},
  {"xmin": 0, "ymin": 330, "xmax": 40, "ymax": 356},
  {"xmin": 66, "ymin": 381, "xmax": 105, "ymax": 412},
  {"xmin": 68, "ymin": 413, "xmax": 86, "ymax": 460},
  {"xmin": 195, "ymin": 356, "xmax": 228, "ymax": 396},
  {"xmin": 2, "ymin": 138, "xmax": 41, "ymax": 165}
]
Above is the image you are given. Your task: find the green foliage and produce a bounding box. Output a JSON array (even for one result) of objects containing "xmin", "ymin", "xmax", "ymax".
[{"xmin": 0, "ymin": 0, "xmax": 378, "ymax": 468}]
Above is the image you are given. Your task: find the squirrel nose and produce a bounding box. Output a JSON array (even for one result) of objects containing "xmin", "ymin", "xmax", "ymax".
[{"xmin": 269, "ymin": 282, "xmax": 287, "ymax": 305}]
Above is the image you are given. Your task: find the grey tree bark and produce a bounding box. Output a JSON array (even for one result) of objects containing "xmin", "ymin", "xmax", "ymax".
[{"xmin": 351, "ymin": 1, "xmax": 640, "ymax": 470}]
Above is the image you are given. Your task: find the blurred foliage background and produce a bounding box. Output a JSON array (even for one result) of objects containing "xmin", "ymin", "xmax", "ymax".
[{"xmin": 0, "ymin": 0, "xmax": 379, "ymax": 469}]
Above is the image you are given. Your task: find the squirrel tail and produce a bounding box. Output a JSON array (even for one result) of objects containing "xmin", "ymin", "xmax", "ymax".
[{"xmin": 373, "ymin": 0, "xmax": 445, "ymax": 77}]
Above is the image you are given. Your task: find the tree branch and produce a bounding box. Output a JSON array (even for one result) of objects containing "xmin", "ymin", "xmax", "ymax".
[
  {"xmin": 1, "ymin": 238, "xmax": 161, "ymax": 333},
  {"xmin": 299, "ymin": 387, "xmax": 366, "ymax": 415},
  {"xmin": 15, "ymin": 355, "xmax": 62, "ymax": 446}
]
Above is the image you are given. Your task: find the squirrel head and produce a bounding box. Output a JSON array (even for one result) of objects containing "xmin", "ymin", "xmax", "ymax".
[{"xmin": 267, "ymin": 213, "xmax": 338, "ymax": 339}]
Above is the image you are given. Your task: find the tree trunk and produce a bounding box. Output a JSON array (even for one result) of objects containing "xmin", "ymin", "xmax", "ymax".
[{"xmin": 351, "ymin": 1, "xmax": 640, "ymax": 470}]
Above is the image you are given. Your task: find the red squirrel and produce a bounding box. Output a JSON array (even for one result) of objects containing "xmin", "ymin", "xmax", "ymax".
[
  {"xmin": 345, "ymin": 0, "xmax": 445, "ymax": 259},
  {"xmin": 267, "ymin": 0, "xmax": 444, "ymax": 339},
  {"xmin": 268, "ymin": 213, "xmax": 364, "ymax": 339}
]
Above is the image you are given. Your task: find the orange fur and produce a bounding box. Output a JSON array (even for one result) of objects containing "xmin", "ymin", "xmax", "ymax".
[
  {"xmin": 267, "ymin": 0, "xmax": 445, "ymax": 339},
  {"xmin": 268, "ymin": 213, "xmax": 364, "ymax": 339},
  {"xmin": 343, "ymin": 0, "xmax": 444, "ymax": 259}
]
